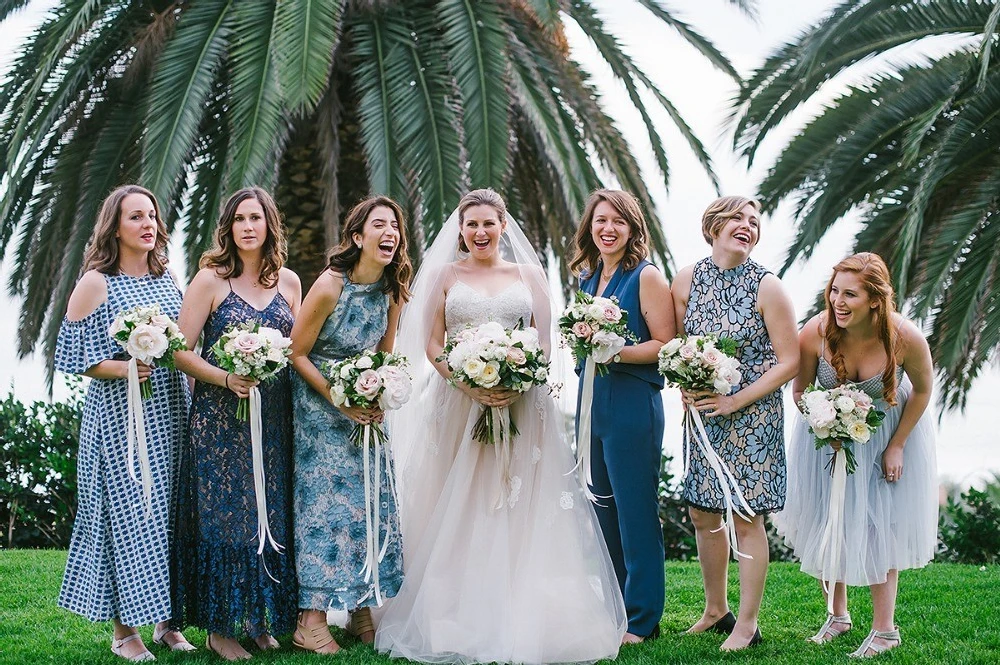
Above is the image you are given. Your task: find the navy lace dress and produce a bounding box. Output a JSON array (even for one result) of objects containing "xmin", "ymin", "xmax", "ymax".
[{"xmin": 171, "ymin": 289, "xmax": 298, "ymax": 638}]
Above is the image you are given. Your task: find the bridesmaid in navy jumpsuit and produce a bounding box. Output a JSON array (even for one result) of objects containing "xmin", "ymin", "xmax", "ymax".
[{"xmin": 570, "ymin": 189, "xmax": 675, "ymax": 643}]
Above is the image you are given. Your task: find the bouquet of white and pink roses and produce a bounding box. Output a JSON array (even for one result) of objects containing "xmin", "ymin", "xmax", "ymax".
[
  {"xmin": 558, "ymin": 291, "xmax": 635, "ymax": 374},
  {"xmin": 799, "ymin": 384, "xmax": 886, "ymax": 474},
  {"xmin": 657, "ymin": 333, "xmax": 741, "ymax": 394},
  {"xmin": 439, "ymin": 321, "xmax": 549, "ymax": 445},
  {"xmin": 321, "ymin": 350, "xmax": 413, "ymax": 445},
  {"xmin": 109, "ymin": 304, "xmax": 187, "ymax": 398},
  {"xmin": 210, "ymin": 321, "xmax": 292, "ymax": 420}
]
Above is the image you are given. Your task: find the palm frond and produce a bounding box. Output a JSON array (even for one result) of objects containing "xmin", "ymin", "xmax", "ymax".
[
  {"xmin": 634, "ymin": 0, "xmax": 741, "ymax": 81},
  {"xmin": 273, "ymin": 0, "xmax": 343, "ymax": 113}
]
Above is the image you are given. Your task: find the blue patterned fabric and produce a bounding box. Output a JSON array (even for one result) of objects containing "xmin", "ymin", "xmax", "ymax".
[
  {"xmin": 292, "ymin": 275, "xmax": 403, "ymax": 610},
  {"xmin": 171, "ymin": 289, "xmax": 298, "ymax": 638},
  {"xmin": 55, "ymin": 272, "xmax": 190, "ymax": 626},
  {"xmin": 681, "ymin": 257, "xmax": 786, "ymax": 514}
]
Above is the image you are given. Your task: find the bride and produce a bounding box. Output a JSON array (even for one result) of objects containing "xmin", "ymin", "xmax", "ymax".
[{"xmin": 375, "ymin": 189, "xmax": 626, "ymax": 664}]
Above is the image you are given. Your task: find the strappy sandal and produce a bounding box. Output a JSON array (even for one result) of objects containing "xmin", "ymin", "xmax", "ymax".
[
  {"xmin": 348, "ymin": 607, "xmax": 375, "ymax": 644},
  {"xmin": 849, "ymin": 627, "xmax": 901, "ymax": 658},
  {"xmin": 293, "ymin": 616, "xmax": 341, "ymax": 655},
  {"xmin": 111, "ymin": 633, "xmax": 155, "ymax": 662},
  {"xmin": 152, "ymin": 626, "xmax": 196, "ymax": 652},
  {"xmin": 808, "ymin": 612, "xmax": 852, "ymax": 644}
]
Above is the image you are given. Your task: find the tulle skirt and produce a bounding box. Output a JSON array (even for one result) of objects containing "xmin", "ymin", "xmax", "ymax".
[
  {"xmin": 375, "ymin": 378, "xmax": 626, "ymax": 664},
  {"xmin": 775, "ymin": 380, "xmax": 938, "ymax": 586}
]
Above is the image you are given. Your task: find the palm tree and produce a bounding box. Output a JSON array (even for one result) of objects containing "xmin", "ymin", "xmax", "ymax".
[
  {"xmin": 0, "ymin": 0, "xmax": 753, "ymax": 372},
  {"xmin": 731, "ymin": 0, "xmax": 1000, "ymax": 409}
]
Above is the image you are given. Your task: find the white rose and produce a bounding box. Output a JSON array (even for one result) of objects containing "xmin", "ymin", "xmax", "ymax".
[
  {"xmin": 586, "ymin": 303, "xmax": 605, "ymax": 321},
  {"xmin": 355, "ymin": 354, "xmax": 374, "ymax": 370},
  {"xmin": 510, "ymin": 327, "xmax": 539, "ymax": 350},
  {"xmin": 713, "ymin": 377, "xmax": 732, "ymax": 394},
  {"xmin": 678, "ymin": 343, "xmax": 697, "ymax": 360},
  {"xmin": 590, "ymin": 330, "xmax": 625, "ymax": 364},
  {"xmin": 462, "ymin": 357, "xmax": 486, "ymax": 380},
  {"xmin": 702, "ymin": 347, "xmax": 724, "ymax": 366},
  {"xmin": 354, "ymin": 369, "xmax": 383, "ymax": 399},
  {"xmin": 479, "ymin": 361, "xmax": 501, "ymax": 388},
  {"xmin": 848, "ymin": 420, "xmax": 871, "ymax": 444},
  {"xmin": 377, "ymin": 365, "xmax": 412, "ymax": 410},
  {"xmin": 813, "ymin": 425, "xmax": 831, "ymax": 439},
  {"xmin": 339, "ymin": 363, "xmax": 356, "ymax": 379},
  {"xmin": 812, "ymin": 402, "xmax": 838, "ymax": 428},
  {"xmin": 257, "ymin": 326, "xmax": 292, "ymax": 349},
  {"xmin": 661, "ymin": 338, "xmax": 683, "ymax": 356},
  {"xmin": 126, "ymin": 324, "xmax": 169, "ymax": 363},
  {"xmin": 266, "ymin": 346, "xmax": 286, "ymax": 363},
  {"xmin": 448, "ymin": 342, "xmax": 472, "ymax": 370},
  {"xmin": 473, "ymin": 321, "xmax": 507, "ymax": 343},
  {"xmin": 109, "ymin": 316, "xmax": 128, "ymax": 338},
  {"xmin": 330, "ymin": 383, "xmax": 347, "ymax": 407},
  {"xmin": 534, "ymin": 366, "xmax": 548, "ymax": 382},
  {"xmin": 835, "ymin": 395, "xmax": 856, "ymax": 413}
]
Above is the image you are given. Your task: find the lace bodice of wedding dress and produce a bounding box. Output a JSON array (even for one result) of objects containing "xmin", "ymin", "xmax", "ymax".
[{"xmin": 445, "ymin": 279, "xmax": 532, "ymax": 333}]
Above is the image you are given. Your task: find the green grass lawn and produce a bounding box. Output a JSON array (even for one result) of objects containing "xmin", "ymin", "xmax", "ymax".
[{"xmin": 1, "ymin": 551, "xmax": 997, "ymax": 664}]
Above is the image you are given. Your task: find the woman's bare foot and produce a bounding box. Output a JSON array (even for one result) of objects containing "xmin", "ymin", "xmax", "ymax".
[
  {"xmin": 206, "ymin": 633, "xmax": 251, "ymax": 661},
  {"xmin": 253, "ymin": 634, "xmax": 280, "ymax": 651}
]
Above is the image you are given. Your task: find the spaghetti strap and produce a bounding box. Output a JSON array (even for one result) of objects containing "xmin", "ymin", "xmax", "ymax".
[{"xmin": 226, "ymin": 278, "xmax": 233, "ymax": 293}]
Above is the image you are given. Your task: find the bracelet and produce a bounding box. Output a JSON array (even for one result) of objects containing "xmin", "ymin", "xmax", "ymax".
[{"xmin": 224, "ymin": 372, "xmax": 232, "ymax": 390}]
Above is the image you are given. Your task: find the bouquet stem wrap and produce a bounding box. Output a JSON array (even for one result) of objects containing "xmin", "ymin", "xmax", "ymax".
[
  {"xmin": 358, "ymin": 423, "xmax": 396, "ymax": 606},
  {"xmin": 125, "ymin": 357, "xmax": 153, "ymax": 516},
  {"xmin": 571, "ymin": 358, "xmax": 602, "ymax": 504},
  {"xmin": 249, "ymin": 386, "xmax": 283, "ymax": 563},
  {"xmin": 684, "ymin": 404, "xmax": 755, "ymax": 559},
  {"xmin": 818, "ymin": 447, "xmax": 848, "ymax": 614}
]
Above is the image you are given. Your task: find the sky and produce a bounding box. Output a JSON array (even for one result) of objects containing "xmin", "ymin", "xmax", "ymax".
[{"xmin": 0, "ymin": 0, "xmax": 997, "ymax": 485}]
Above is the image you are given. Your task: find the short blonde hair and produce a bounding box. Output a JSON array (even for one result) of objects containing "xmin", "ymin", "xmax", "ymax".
[{"xmin": 701, "ymin": 196, "xmax": 761, "ymax": 245}]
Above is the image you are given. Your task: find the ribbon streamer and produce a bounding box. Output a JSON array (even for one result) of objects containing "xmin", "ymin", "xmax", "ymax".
[
  {"xmin": 125, "ymin": 357, "xmax": 153, "ymax": 516},
  {"xmin": 359, "ymin": 423, "xmax": 397, "ymax": 606},
  {"xmin": 250, "ymin": 386, "xmax": 283, "ymax": 560},
  {"xmin": 818, "ymin": 447, "xmax": 848, "ymax": 614},
  {"xmin": 685, "ymin": 404, "xmax": 756, "ymax": 559},
  {"xmin": 568, "ymin": 358, "xmax": 606, "ymax": 503},
  {"xmin": 492, "ymin": 406, "xmax": 515, "ymax": 510}
]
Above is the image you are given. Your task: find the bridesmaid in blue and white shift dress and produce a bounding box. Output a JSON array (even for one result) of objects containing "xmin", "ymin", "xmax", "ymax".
[
  {"xmin": 672, "ymin": 196, "xmax": 799, "ymax": 651},
  {"xmin": 288, "ymin": 196, "xmax": 411, "ymax": 654},
  {"xmin": 569, "ymin": 189, "xmax": 675, "ymax": 644},
  {"xmin": 55, "ymin": 185, "xmax": 193, "ymax": 660},
  {"xmin": 171, "ymin": 187, "xmax": 301, "ymax": 660},
  {"xmin": 778, "ymin": 253, "xmax": 937, "ymax": 658}
]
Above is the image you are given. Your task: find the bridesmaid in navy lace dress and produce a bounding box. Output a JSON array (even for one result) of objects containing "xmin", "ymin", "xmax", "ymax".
[
  {"xmin": 172, "ymin": 187, "xmax": 302, "ymax": 660},
  {"xmin": 55, "ymin": 185, "xmax": 194, "ymax": 661},
  {"xmin": 671, "ymin": 197, "xmax": 799, "ymax": 650},
  {"xmin": 288, "ymin": 196, "xmax": 412, "ymax": 654}
]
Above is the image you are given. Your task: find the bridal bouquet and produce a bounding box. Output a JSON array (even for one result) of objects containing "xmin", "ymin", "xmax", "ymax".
[
  {"xmin": 799, "ymin": 384, "xmax": 886, "ymax": 474},
  {"xmin": 659, "ymin": 334, "xmax": 754, "ymax": 559},
  {"xmin": 321, "ymin": 350, "xmax": 413, "ymax": 445},
  {"xmin": 210, "ymin": 321, "xmax": 292, "ymax": 420},
  {"xmin": 657, "ymin": 333, "xmax": 741, "ymax": 394},
  {"xmin": 558, "ymin": 291, "xmax": 634, "ymax": 374},
  {"xmin": 109, "ymin": 304, "xmax": 186, "ymax": 398},
  {"xmin": 439, "ymin": 321, "xmax": 549, "ymax": 445}
]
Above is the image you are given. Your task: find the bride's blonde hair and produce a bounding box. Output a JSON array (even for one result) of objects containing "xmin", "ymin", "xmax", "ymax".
[{"xmin": 457, "ymin": 189, "xmax": 507, "ymax": 252}]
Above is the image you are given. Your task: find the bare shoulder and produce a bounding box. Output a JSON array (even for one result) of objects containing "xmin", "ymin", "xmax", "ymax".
[
  {"xmin": 65, "ymin": 270, "xmax": 109, "ymax": 321},
  {"xmin": 638, "ymin": 262, "xmax": 669, "ymax": 290},
  {"xmin": 800, "ymin": 313, "xmax": 824, "ymax": 349},
  {"xmin": 279, "ymin": 266, "xmax": 301, "ymax": 290},
  {"xmin": 308, "ymin": 269, "xmax": 344, "ymax": 304},
  {"xmin": 671, "ymin": 263, "xmax": 695, "ymax": 298},
  {"xmin": 759, "ymin": 272, "xmax": 787, "ymax": 296},
  {"xmin": 893, "ymin": 314, "xmax": 928, "ymax": 354}
]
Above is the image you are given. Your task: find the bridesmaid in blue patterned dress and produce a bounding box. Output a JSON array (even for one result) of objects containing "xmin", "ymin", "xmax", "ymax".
[
  {"xmin": 671, "ymin": 196, "xmax": 799, "ymax": 650},
  {"xmin": 172, "ymin": 187, "xmax": 302, "ymax": 661},
  {"xmin": 55, "ymin": 185, "xmax": 194, "ymax": 661},
  {"xmin": 288, "ymin": 196, "xmax": 412, "ymax": 654},
  {"xmin": 569, "ymin": 189, "xmax": 675, "ymax": 644}
]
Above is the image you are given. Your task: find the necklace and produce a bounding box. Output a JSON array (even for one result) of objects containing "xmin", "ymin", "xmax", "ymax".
[{"xmin": 600, "ymin": 264, "xmax": 619, "ymax": 281}]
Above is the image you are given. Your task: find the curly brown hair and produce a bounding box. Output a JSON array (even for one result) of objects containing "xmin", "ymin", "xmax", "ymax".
[
  {"xmin": 200, "ymin": 187, "xmax": 286, "ymax": 288},
  {"xmin": 824, "ymin": 252, "xmax": 900, "ymax": 405},
  {"xmin": 83, "ymin": 185, "xmax": 169, "ymax": 276},
  {"xmin": 327, "ymin": 196, "xmax": 413, "ymax": 303},
  {"xmin": 570, "ymin": 189, "xmax": 649, "ymax": 277}
]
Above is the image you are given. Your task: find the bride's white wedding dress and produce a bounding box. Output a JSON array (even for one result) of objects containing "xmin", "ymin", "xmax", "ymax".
[{"xmin": 375, "ymin": 277, "xmax": 626, "ymax": 665}]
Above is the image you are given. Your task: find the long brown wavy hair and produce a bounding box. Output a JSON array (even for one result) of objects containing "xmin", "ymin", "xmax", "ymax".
[
  {"xmin": 83, "ymin": 185, "xmax": 169, "ymax": 276},
  {"xmin": 824, "ymin": 252, "xmax": 900, "ymax": 405},
  {"xmin": 200, "ymin": 187, "xmax": 286, "ymax": 288},
  {"xmin": 327, "ymin": 196, "xmax": 413, "ymax": 302},
  {"xmin": 570, "ymin": 189, "xmax": 649, "ymax": 277}
]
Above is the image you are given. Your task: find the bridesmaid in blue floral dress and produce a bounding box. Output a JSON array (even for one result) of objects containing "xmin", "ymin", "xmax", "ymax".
[
  {"xmin": 672, "ymin": 196, "xmax": 799, "ymax": 651},
  {"xmin": 55, "ymin": 185, "xmax": 194, "ymax": 661},
  {"xmin": 288, "ymin": 196, "xmax": 412, "ymax": 654},
  {"xmin": 172, "ymin": 187, "xmax": 302, "ymax": 661}
]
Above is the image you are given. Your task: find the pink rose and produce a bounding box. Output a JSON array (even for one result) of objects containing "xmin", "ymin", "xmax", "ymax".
[
  {"xmin": 602, "ymin": 304, "xmax": 622, "ymax": 322},
  {"xmin": 506, "ymin": 348, "xmax": 527, "ymax": 366},
  {"xmin": 354, "ymin": 369, "xmax": 383, "ymax": 399},
  {"xmin": 572, "ymin": 321, "xmax": 593, "ymax": 339},
  {"xmin": 233, "ymin": 332, "xmax": 262, "ymax": 355}
]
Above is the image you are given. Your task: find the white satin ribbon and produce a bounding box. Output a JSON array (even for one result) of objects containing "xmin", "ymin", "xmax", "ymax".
[
  {"xmin": 125, "ymin": 357, "xmax": 153, "ymax": 516},
  {"xmin": 685, "ymin": 404, "xmax": 756, "ymax": 559},
  {"xmin": 359, "ymin": 423, "xmax": 396, "ymax": 606},
  {"xmin": 819, "ymin": 447, "xmax": 848, "ymax": 614},
  {"xmin": 492, "ymin": 406, "xmax": 515, "ymax": 510},
  {"xmin": 250, "ymin": 385, "xmax": 283, "ymax": 561}
]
